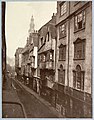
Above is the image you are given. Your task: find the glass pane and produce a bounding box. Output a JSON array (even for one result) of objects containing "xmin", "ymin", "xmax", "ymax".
[{"xmin": 78, "ymin": 13, "xmax": 82, "ymax": 22}]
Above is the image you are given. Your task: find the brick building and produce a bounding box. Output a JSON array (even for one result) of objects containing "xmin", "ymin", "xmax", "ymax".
[
  {"xmin": 55, "ymin": 1, "xmax": 92, "ymax": 117},
  {"xmin": 38, "ymin": 13, "xmax": 56, "ymax": 105}
]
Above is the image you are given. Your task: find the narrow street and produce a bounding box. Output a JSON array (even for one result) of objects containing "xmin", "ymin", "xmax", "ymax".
[{"xmin": 13, "ymin": 80, "xmax": 58, "ymax": 118}]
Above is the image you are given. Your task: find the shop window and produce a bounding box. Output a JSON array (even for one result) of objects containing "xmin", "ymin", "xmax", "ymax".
[
  {"xmin": 59, "ymin": 44, "xmax": 66, "ymax": 61},
  {"xmin": 59, "ymin": 23, "xmax": 66, "ymax": 38},
  {"xmin": 74, "ymin": 11, "xmax": 85, "ymax": 31},
  {"xmin": 60, "ymin": 2, "xmax": 67, "ymax": 16},
  {"xmin": 73, "ymin": 65, "xmax": 84, "ymax": 90},
  {"xmin": 74, "ymin": 38, "xmax": 85, "ymax": 60},
  {"xmin": 58, "ymin": 65, "xmax": 65, "ymax": 84}
]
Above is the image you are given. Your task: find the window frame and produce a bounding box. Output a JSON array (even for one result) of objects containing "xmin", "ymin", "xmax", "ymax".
[
  {"xmin": 59, "ymin": 23, "xmax": 66, "ymax": 38},
  {"xmin": 41, "ymin": 37, "xmax": 43, "ymax": 46},
  {"xmin": 73, "ymin": 65, "xmax": 85, "ymax": 91},
  {"xmin": 58, "ymin": 65, "xmax": 65, "ymax": 85},
  {"xmin": 60, "ymin": 2, "xmax": 67, "ymax": 16},
  {"xmin": 74, "ymin": 10, "xmax": 86, "ymax": 32},
  {"xmin": 59, "ymin": 44, "xmax": 66, "ymax": 61},
  {"xmin": 73, "ymin": 38, "xmax": 85, "ymax": 60}
]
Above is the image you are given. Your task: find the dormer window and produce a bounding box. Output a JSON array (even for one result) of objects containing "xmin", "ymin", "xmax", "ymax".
[
  {"xmin": 41, "ymin": 37, "xmax": 43, "ymax": 46},
  {"xmin": 47, "ymin": 32, "xmax": 49, "ymax": 41}
]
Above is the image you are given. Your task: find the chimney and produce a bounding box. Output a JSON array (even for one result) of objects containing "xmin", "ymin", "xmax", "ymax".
[{"xmin": 52, "ymin": 13, "xmax": 56, "ymax": 19}]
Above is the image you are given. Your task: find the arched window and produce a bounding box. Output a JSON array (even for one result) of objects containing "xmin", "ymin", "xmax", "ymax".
[
  {"xmin": 73, "ymin": 65, "xmax": 84, "ymax": 90},
  {"xmin": 74, "ymin": 38, "xmax": 85, "ymax": 60},
  {"xmin": 76, "ymin": 65, "xmax": 81, "ymax": 89},
  {"xmin": 59, "ymin": 44, "xmax": 66, "ymax": 60},
  {"xmin": 58, "ymin": 65, "xmax": 65, "ymax": 84}
]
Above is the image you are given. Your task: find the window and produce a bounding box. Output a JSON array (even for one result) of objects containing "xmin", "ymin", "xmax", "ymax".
[
  {"xmin": 50, "ymin": 52, "xmax": 53, "ymax": 60},
  {"xmin": 74, "ymin": 38, "xmax": 85, "ymax": 60},
  {"xmin": 47, "ymin": 32, "xmax": 49, "ymax": 41},
  {"xmin": 60, "ymin": 2, "xmax": 67, "ymax": 16},
  {"xmin": 46, "ymin": 51, "xmax": 53, "ymax": 61},
  {"xmin": 73, "ymin": 65, "xmax": 84, "ymax": 90},
  {"xmin": 74, "ymin": 11, "xmax": 85, "ymax": 31},
  {"xmin": 41, "ymin": 37, "xmax": 43, "ymax": 46},
  {"xmin": 59, "ymin": 23, "xmax": 66, "ymax": 38},
  {"xmin": 40, "ymin": 54, "xmax": 46, "ymax": 62},
  {"xmin": 50, "ymin": 53, "xmax": 53, "ymax": 60},
  {"xmin": 59, "ymin": 44, "xmax": 66, "ymax": 60},
  {"xmin": 43, "ymin": 55, "xmax": 46, "ymax": 62},
  {"xmin": 58, "ymin": 65, "xmax": 65, "ymax": 84}
]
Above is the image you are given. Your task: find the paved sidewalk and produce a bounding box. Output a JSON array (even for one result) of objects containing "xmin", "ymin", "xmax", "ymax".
[{"xmin": 15, "ymin": 79, "xmax": 64, "ymax": 118}]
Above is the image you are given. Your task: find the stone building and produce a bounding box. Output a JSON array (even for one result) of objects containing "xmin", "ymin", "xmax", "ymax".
[
  {"xmin": 38, "ymin": 13, "xmax": 56, "ymax": 105},
  {"xmin": 55, "ymin": 1, "xmax": 92, "ymax": 117},
  {"xmin": 21, "ymin": 16, "xmax": 38, "ymax": 89},
  {"xmin": 15, "ymin": 47, "xmax": 23, "ymax": 80},
  {"xmin": 28, "ymin": 31, "xmax": 38, "ymax": 91},
  {"xmin": 21, "ymin": 37, "xmax": 30, "ymax": 82}
]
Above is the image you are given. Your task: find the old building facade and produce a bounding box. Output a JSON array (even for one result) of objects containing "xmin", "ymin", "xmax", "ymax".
[
  {"xmin": 15, "ymin": 47, "xmax": 23, "ymax": 80},
  {"xmin": 28, "ymin": 32, "xmax": 38, "ymax": 91},
  {"xmin": 38, "ymin": 14, "xmax": 56, "ymax": 105},
  {"xmin": 14, "ymin": 2, "xmax": 92, "ymax": 118},
  {"xmin": 55, "ymin": 1, "xmax": 92, "ymax": 117},
  {"xmin": 21, "ymin": 16, "xmax": 39, "ymax": 90}
]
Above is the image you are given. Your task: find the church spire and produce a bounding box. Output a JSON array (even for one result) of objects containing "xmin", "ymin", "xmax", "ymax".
[{"xmin": 28, "ymin": 15, "xmax": 35, "ymax": 34}]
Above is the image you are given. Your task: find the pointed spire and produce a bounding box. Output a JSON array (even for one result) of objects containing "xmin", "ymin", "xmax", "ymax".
[{"xmin": 28, "ymin": 15, "xmax": 35, "ymax": 34}]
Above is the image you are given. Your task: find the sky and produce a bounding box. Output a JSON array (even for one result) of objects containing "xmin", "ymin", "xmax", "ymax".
[{"xmin": 5, "ymin": 1, "xmax": 57, "ymax": 59}]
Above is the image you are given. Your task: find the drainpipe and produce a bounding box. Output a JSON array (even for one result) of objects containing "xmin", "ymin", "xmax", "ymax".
[
  {"xmin": 67, "ymin": 2, "xmax": 70, "ymax": 117},
  {"xmin": 67, "ymin": 1, "xmax": 70, "ymax": 90}
]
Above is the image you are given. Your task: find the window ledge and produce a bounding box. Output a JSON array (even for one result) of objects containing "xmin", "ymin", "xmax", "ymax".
[
  {"xmin": 59, "ymin": 12, "xmax": 67, "ymax": 18},
  {"xmin": 59, "ymin": 35, "xmax": 66, "ymax": 39},
  {"xmin": 73, "ymin": 87, "xmax": 84, "ymax": 93},
  {"xmin": 74, "ymin": 27, "xmax": 85, "ymax": 33},
  {"xmin": 58, "ymin": 59, "xmax": 66, "ymax": 61},
  {"xmin": 73, "ymin": 58, "xmax": 85, "ymax": 60},
  {"xmin": 56, "ymin": 82, "xmax": 65, "ymax": 86}
]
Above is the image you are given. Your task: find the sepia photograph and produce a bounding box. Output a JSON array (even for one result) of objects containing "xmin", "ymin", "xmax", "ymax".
[{"xmin": 2, "ymin": 0, "xmax": 92, "ymax": 118}]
